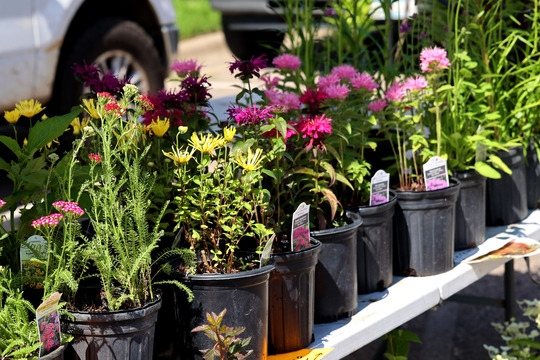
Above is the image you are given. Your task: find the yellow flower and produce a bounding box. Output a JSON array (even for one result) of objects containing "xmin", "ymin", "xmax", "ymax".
[
  {"xmin": 178, "ymin": 126, "xmax": 188, "ymax": 134},
  {"xmin": 189, "ymin": 132, "xmax": 223, "ymax": 154},
  {"xmin": 81, "ymin": 98, "xmax": 100, "ymax": 119},
  {"xmin": 4, "ymin": 109, "xmax": 21, "ymax": 124},
  {"xmin": 70, "ymin": 117, "xmax": 89, "ymax": 135},
  {"xmin": 149, "ymin": 117, "xmax": 170, "ymax": 137},
  {"xmin": 41, "ymin": 138, "xmax": 59, "ymax": 151},
  {"xmin": 223, "ymin": 126, "xmax": 236, "ymax": 142},
  {"xmin": 235, "ymin": 148, "xmax": 265, "ymax": 171},
  {"xmin": 15, "ymin": 99, "xmax": 44, "ymax": 118},
  {"xmin": 162, "ymin": 146, "xmax": 195, "ymax": 164}
]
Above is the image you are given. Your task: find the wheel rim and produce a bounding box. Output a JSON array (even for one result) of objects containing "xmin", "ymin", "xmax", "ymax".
[{"xmin": 93, "ymin": 50, "xmax": 150, "ymax": 94}]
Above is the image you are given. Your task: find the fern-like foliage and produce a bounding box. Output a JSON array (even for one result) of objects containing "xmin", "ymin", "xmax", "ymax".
[{"xmin": 0, "ymin": 267, "xmax": 41, "ymax": 359}]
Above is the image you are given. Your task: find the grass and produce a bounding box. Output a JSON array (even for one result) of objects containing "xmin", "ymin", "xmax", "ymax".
[{"xmin": 172, "ymin": 0, "xmax": 222, "ymax": 39}]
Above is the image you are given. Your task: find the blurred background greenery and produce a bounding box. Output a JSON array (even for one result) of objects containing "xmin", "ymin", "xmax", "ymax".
[{"xmin": 173, "ymin": 0, "xmax": 222, "ymax": 39}]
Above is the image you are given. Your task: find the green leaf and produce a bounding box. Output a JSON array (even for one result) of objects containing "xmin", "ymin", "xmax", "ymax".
[
  {"xmin": 319, "ymin": 161, "xmax": 336, "ymax": 186},
  {"xmin": 261, "ymin": 168, "xmax": 277, "ymax": 180},
  {"xmin": 26, "ymin": 108, "xmax": 82, "ymax": 155},
  {"xmin": 275, "ymin": 116, "xmax": 288, "ymax": 139},
  {"xmin": 474, "ymin": 161, "xmax": 501, "ymax": 179},
  {"xmin": 0, "ymin": 135, "xmax": 24, "ymax": 159},
  {"xmin": 488, "ymin": 154, "xmax": 512, "ymax": 175}
]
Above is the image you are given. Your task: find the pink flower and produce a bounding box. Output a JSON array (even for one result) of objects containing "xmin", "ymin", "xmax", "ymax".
[
  {"xmin": 31, "ymin": 213, "xmax": 64, "ymax": 229},
  {"xmin": 317, "ymin": 74, "xmax": 340, "ymax": 90},
  {"xmin": 228, "ymin": 54, "xmax": 267, "ymax": 80},
  {"xmin": 272, "ymin": 53, "xmax": 301, "ymax": 71},
  {"xmin": 52, "ymin": 201, "xmax": 85, "ymax": 217},
  {"xmin": 262, "ymin": 125, "xmax": 297, "ymax": 142},
  {"xmin": 0, "ymin": 199, "xmax": 5, "ymax": 208},
  {"xmin": 104, "ymin": 101, "xmax": 125, "ymax": 117},
  {"xmin": 88, "ymin": 153, "xmax": 102, "ymax": 162},
  {"xmin": 300, "ymin": 87, "xmax": 329, "ymax": 116},
  {"xmin": 426, "ymin": 178, "xmax": 449, "ymax": 191},
  {"xmin": 295, "ymin": 114, "xmax": 332, "ymax": 140},
  {"xmin": 420, "ymin": 46, "xmax": 451, "ymax": 73},
  {"xmin": 265, "ymin": 89, "xmax": 301, "ymax": 112},
  {"xmin": 261, "ymin": 75, "xmax": 280, "ymax": 90},
  {"xmin": 371, "ymin": 193, "xmax": 388, "ymax": 205},
  {"xmin": 368, "ymin": 99, "xmax": 388, "ymax": 113},
  {"xmin": 170, "ymin": 59, "xmax": 202, "ymax": 76},
  {"xmin": 351, "ymin": 72, "xmax": 379, "ymax": 92},
  {"xmin": 385, "ymin": 83, "xmax": 405, "ymax": 103},
  {"xmin": 96, "ymin": 92, "xmax": 114, "ymax": 102},
  {"xmin": 323, "ymin": 84, "xmax": 350, "ymax": 100},
  {"xmin": 227, "ymin": 105, "xmax": 273, "ymax": 126},
  {"xmin": 330, "ymin": 64, "xmax": 359, "ymax": 81},
  {"xmin": 403, "ymin": 75, "xmax": 428, "ymax": 92}
]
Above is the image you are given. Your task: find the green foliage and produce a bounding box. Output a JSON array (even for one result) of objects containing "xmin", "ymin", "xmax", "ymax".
[
  {"xmin": 191, "ymin": 309, "xmax": 253, "ymax": 360},
  {"xmin": 172, "ymin": 0, "xmax": 221, "ymax": 39},
  {"xmin": 0, "ymin": 267, "xmax": 41, "ymax": 359},
  {"xmin": 383, "ymin": 328, "xmax": 422, "ymax": 360}
]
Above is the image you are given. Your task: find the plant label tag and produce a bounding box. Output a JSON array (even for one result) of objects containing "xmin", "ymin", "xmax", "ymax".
[
  {"xmin": 475, "ymin": 124, "xmax": 487, "ymax": 162},
  {"xmin": 20, "ymin": 235, "xmax": 47, "ymax": 290},
  {"xmin": 260, "ymin": 234, "xmax": 275, "ymax": 268},
  {"xmin": 291, "ymin": 202, "xmax": 310, "ymax": 252},
  {"xmin": 423, "ymin": 156, "xmax": 449, "ymax": 191},
  {"xmin": 370, "ymin": 170, "xmax": 390, "ymax": 206},
  {"xmin": 36, "ymin": 292, "xmax": 62, "ymax": 357}
]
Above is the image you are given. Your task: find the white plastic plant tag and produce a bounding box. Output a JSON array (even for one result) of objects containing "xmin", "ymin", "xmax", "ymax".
[
  {"xmin": 423, "ymin": 156, "xmax": 449, "ymax": 191},
  {"xmin": 37, "ymin": 292, "xmax": 62, "ymax": 357},
  {"xmin": 475, "ymin": 124, "xmax": 487, "ymax": 163},
  {"xmin": 370, "ymin": 169, "xmax": 390, "ymax": 206},
  {"xmin": 20, "ymin": 235, "xmax": 47, "ymax": 290},
  {"xmin": 291, "ymin": 202, "xmax": 310, "ymax": 252},
  {"xmin": 260, "ymin": 234, "xmax": 275, "ymax": 268}
]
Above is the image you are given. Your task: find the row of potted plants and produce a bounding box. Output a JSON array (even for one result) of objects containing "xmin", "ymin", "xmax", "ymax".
[{"xmin": 1, "ymin": 0, "xmax": 540, "ymax": 359}]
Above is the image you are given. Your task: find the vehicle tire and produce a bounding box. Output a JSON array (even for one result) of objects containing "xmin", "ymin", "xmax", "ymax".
[
  {"xmin": 222, "ymin": 16, "xmax": 285, "ymax": 61},
  {"xmin": 51, "ymin": 18, "xmax": 164, "ymax": 115}
]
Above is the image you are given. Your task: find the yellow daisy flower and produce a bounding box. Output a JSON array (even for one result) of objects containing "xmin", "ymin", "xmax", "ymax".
[
  {"xmin": 223, "ymin": 126, "xmax": 236, "ymax": 142},
  {"xmin": 189, "ymin": 132, "xmax": 223, "ymax": 154},
  {"xmin": 15, "ymin": 99, "xmax": 44, "ymax": 118},
  {"xmin": 162, "ymin": 146, "xmax": 195, "ymax": 164},
  {"xmin": 149, "ymin": 117, "xmax": 170, "ymax": 137},
  {"xmin": 235, "ymin": 148, "xmax": 265, "ymax": 171},
  {"xmin": 70, "ymin": 117, "xmax": 89, "ymax": 135},
  {"xmin": 4, "ymin": 109, "xmax": 21, "ymax": 124},
  {"xmin": 81, "ymin": 98, "xmax": 100, "ymax": 119}
]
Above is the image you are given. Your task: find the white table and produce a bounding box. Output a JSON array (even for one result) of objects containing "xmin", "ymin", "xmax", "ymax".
[{"xmin": 307, "ymin": 209, "xmax": 540, "ymax": 359}]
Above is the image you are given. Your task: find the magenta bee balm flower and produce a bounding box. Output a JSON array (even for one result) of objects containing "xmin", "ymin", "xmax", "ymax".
[
  {"xmin": 385, "ymin": 83, "xmax": 405, "ymax": 103},
  {"xmin": 420, "ymin": 46, "xmax": 451, "ymax": 73},
  {"xmin": 368, "ymin": 99, "xmax": 388, "ymax": 113},
  {"xmin": 272, "ymin": 53, "xmax": 302, "ymax": 71}
]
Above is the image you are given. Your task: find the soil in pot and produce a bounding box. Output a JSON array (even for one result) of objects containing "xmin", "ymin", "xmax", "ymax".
[
  {"xmin": 310, "ymin": 212, "xmax": 363, "ymax": 323},
  {"xmin": 486, "ymin": 146, "xmax": 528, "ymax": 226},
  {"xmin": 268, "ymin": 239, "xmax": 322, "ymax": 354},
  {"xmin": 393, "ymin": 180, "xmax": 460, "ymax": 277},
  {"xmin": 355, "ymin": 193, "xmax": 397, "ymax": 294},
  {"xmin": 455, "ymin": 170, "xmax": 486, "ymax": 250}
]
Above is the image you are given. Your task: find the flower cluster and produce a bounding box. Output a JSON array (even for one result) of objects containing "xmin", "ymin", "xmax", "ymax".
[
  {"xmin": 72, "ymin": 61, "xmax": 130, "ymax": 96},
  {"xmin": 52, "ymin": 201, "xmax": 85, "ymax": 217},
  {"xmin": 31, "ymin": 214, "xmax": 64, "ymax": 229},
  {"xmin": 39, "ymin": 313, "xmax": 61, "ymax": 353},
  {"xmin": 0, "ymin": 199, "xmax": 5, "ymax": 208},
  {"xmin": 88, "ymin": 153, "xmax": 102, "ymax": 162},
  {"xmin": 228, "ymin": 54, "xmax": 268, "ymax": 80}
]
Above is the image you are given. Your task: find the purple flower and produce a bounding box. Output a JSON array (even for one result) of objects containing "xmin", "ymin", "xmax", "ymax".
[
  {"xmin": 400, "ymin": 21, "xmax": 411, "ymax": 33},
  {"xmin": 228, "ymin": 105, "xmax": 273, "ymax": 126},
  {"xmin": 371, "ymin": 193, "xmax": 388, "ymax": 205},
  {"xmin": 426, "ymin": 178, "xmax": 449, "ymax": 191},
  {"xmin": 228, "ymin": 54, "xmax": 268, "ymax": 80},
  {"xmin": 170, "ymin": 59, "xmax": 202, "ymax": 77}
]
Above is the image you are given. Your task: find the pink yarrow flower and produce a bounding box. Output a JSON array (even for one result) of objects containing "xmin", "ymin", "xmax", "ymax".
[
  {"xmin": 88, "ymin": 153, "xmax": 102, "ymax": 162},
  {"xmin": 170, "ymin": 59, "xmax": 202, "ymax": 77},
  {"xmin": 420, "ymin": 46, "xmax": 451, "ymax": 73},
  {"xmin": 31, "ymin": 213, "xmax": 64, "ymax": 229},
  {"xmin": 272, "ymin": 53, "xmax": 301, "ymax": 71},
  {"xmin": 368, "ymin": 99, "xmax": 388, "ymax": 113},
  {"xmin": 330, "ymin": 64, "xmax": 359, "ymax": 81},
  {"xmin": 351, "ymin": 72, "xmax": 379, "ymax": 92},
  {"xmin": 385, "ymin": 83, "xmax": 405, "ymax": 103},
  {"xmin": 403, "ymin": 75, "xmax": 428, "ymax": 92},
  {"xmin": 52, "ymin": 201, "xmax": 85, "ymax": 217}
]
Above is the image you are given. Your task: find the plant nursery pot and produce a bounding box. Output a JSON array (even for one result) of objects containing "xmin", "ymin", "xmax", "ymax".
[
  {"xmin": 170, "ymin": 263, "xmax": 275, "ymax": 360},
  {"xmin": 268, "ymin": 239, "xmax": 322, "ymax": 354},
  {"xmin": 61, "ymin": 297, "xmax": 161, "ymax": 360},
  {"xmin": 39, "ymin": 344, "xmax": 66, "ymax": 360},
  {"xmin": 354, "ymin": 192, "xmax": 397, "ymax": 294},
  {"xmin": 310, "ymin": 212, "xmax": 363, "ymax": 323},
  {"xmin": 526, "ymin": 139, "xmax": 540, "ymax": 209},
  {"xmin": 454, "ymin": 170, "xmax": 487, "ymax": 250},
  {"xmin": 486, "ymin": 146, "xmax": 528, "ymax": 226},
  {"xmin": 393, "ymin": 180, "xmax": 460, "ymax": 277}
]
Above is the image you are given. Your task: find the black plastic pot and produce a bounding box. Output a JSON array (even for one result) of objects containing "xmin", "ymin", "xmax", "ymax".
[
  {"xmin": 310, "ymin": 212, "xmax": 363, "ymax": 323},
  {"xmin": 454, "ymin": 170, "xmax": 487, "ymax": 250},
  {"xmin": 39, "ymin": 344, "xmax": 66, "ymax": 360},
  {"xmin": 526, "ymin": 139, "xmax": 540, "ymax": 210},
  {"xmin": 170, "ymin": 264, "xmax": 275, "ymax": 360},
  {"xmin": 354, "ymin": 192, "xmax": 397, "ymax": 294},
  {"xmin": 393, "ymin": 181, "xmax": 460, "ymax": 277},
  {"xmin": 268, "ymin": 239, "xmax": 322, "ymax": 354},
  {"xmin": 486, "ymin": 146, "xmax": 528, "ymax": 226},
  {"xmin": 62, "ymin": 298, "xmax": 161, "ymax": 360}
]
